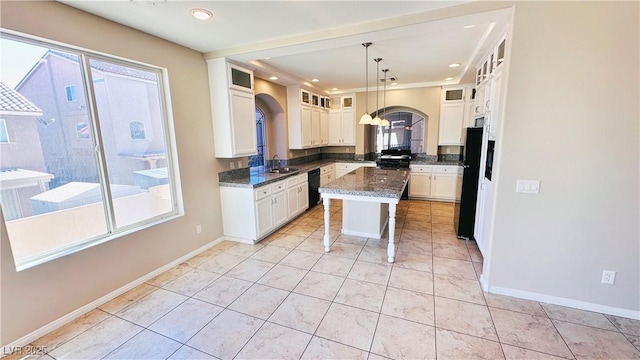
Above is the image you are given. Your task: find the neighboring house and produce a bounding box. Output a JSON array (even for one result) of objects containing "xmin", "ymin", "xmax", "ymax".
[
  {"xmin": 0, "ymin": 81, "xmax": 54, "ymax": 220},
  {"xmin": 16, "ymin": 50, "xmax": 167, "ymax": 188}
]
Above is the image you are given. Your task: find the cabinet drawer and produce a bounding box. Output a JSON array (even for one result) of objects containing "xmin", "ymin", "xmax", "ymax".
[
  {"xmin": 297, "ymin": 174, "xmax": 308, "ymax": 183},
  {"xmin": 272, "ymin": 180, "xmax": 287, "ymax": 193},
  {"xmin": 335, "ymin": 164, "xmax": 351, "ymax": 171},
  {"xmin": 255, "ymin": 186, "xmax": 272, "ymax": 200},
  {"xmin": 433, "ymin": 166, "xmax": 458, "ymax": 174},
  {"xmin": 410, "ymin": 166, "xmax": 432, "ymax": 172},
  {"xmin": 321, "ymin": 165, "xmax": 335, "ymax": 174},
  {"xmin": 287, "ymin": 176, "xmax": 299, "ymax": 188}
]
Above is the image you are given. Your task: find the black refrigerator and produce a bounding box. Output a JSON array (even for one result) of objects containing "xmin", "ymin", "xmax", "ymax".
[{"xmin": 454, "ymin": 127, "xmax": 483, "ymax": 240}]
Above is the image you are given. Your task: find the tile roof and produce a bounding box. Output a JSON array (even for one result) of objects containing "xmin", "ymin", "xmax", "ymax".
[
  {"xmin": 49, "ymin": 50, "xmax": 157, "ymax": 82},
  {"xmin": 0, "ymin": 81, "xmax": 43, "ymax": 115}
]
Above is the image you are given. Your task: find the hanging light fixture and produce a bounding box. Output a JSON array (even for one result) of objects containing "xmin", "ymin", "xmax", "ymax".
[
  {"xmin": 358, "ymin": 42, "xmax": 373, "ymax": 125},
  {"xmin": 380, "ymin": 68, "xmax": 390, "ymax": 127},
  {"xmin": 371, "ymin": 58, "xmax": 383, "ymax": 126}
]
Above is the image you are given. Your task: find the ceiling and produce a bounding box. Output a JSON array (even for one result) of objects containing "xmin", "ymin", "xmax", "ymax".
[{"xmin": 58, "ymin": 1, "xmax": 512, "ymax": 94}]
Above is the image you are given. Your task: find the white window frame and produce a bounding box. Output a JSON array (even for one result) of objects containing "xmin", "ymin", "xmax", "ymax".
[
  {"xmin": 0, "ymin": 118, "xmax": 9, "ymax": 144},
  {"xmin": 65, "ymin": 85, "xmax": 77, "ymax": 102},
  {"xmin": 1, "ymin": 31, "xmax": 184, "ymax": 271}
]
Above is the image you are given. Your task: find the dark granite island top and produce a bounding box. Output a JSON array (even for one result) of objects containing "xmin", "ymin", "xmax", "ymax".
[
  {"xmin": 318, "ymin": 167, "xmax": 410, "ymax": 199},
  {"xmin": 319, "ymin": 167, "xmax": 410, "ymax": 263}
]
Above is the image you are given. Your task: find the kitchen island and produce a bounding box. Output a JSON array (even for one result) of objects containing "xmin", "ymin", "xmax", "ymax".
[{"xmin": 319, "ymin": 167, "xmax": 410, "ymax": 263}]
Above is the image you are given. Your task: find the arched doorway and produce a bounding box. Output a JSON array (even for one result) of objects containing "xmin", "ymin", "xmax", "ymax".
[
  {"xmin": 248, "ymin": 106, "xmax": 267, "ymax": 167},
  {"xmin": 371, "ymin": 106, "xmax": 428, "ymax": 154}
]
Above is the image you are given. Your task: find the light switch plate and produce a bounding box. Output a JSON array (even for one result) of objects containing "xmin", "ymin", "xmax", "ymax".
[{"xmin": 516, "ymin": 180, "xmax": 540, "ymax": 194}]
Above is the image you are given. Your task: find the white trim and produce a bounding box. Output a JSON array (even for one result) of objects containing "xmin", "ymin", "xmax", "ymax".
[
  {"xmin": 342, "ymin": 229, "xmax": 383, "ymax": 239},
  {"xmin": 487, "ymin": 285, "xmax": 640, "ymax": 320},
  {"xmin": 1, "ymin": 236, "xmax": 225, "ymax": 352}
]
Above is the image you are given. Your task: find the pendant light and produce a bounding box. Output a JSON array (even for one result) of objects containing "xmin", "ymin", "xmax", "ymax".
[
  {"xmin": 371, "ymin": 58, "xmax": 382, "ymax": 126},
  {"xmin": 380, "ymin": 68, "xmax": 390, "ymax": 127},
  {"xmin": 358, "ymin": 42, "xmax": 373, "ymax": 125}
]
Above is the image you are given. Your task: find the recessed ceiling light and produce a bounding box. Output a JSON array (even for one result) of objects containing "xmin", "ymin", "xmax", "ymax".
[
  {"xmin": 191, "ymin": 8, "xmax": 213, "ymax": 20},
  {"xmin": 463, "ymin": 25, "xmax": 475, "ymax": 29},
  {"xmin": 444, "ymin": 77, "xmax": 453, "ymax": 81},
  {"xmin": 311, "ymin": 79, "xmax": 319, "ymax": 82},
  {"xmin": 265, "ymin": 57, "xmax": 272, "ymax": 60},
  {"xmin": 449, "ymin": 63, "xmax": 461, "ymax": 68},
  {"xmin": 390, "ymin": 82, "xmax": 398, "ymax": 86},
  {"xmin": 331, "ymin": 88, "xmax": 338, "ymax": 91},
  {"xmin": 269, "ymin": 76, "xmax": 278, "ymax": 81}
]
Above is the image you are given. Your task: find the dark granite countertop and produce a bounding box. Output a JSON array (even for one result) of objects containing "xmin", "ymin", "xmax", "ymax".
[
  {"xmin": 218, "ymin": 158, "xmax": 461, "ymax": 189},
  {"xmin": 218, "ymin": 159, "xmax": 377, "ymax": 189},
  {"xmin": 319, "ymin": 167, "xmax": 409, "ymax": 199}
]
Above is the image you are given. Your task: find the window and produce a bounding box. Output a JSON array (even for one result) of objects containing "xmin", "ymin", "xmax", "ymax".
[
  {"xmin": 0, "ymin": 34, "xmax": 181, "ymax": 270},
  {"xmin": 375, "ymin": 110, "xmax": 426, "ymax": 154},
  {"xmin": 0, "ymin": 119, "xmax": 9, "ymax": 143},
  {"xmin": 76, "ymin": 121, "xmax": 90, "ymax": 139},
  {"xmin": 248, "ymin": 106, "xmax": 266, "ymax": 167},
  {"xmin": 129, "ymin": 121, "xmax": 146, "ymax": 140},
  {"xmin": 65, "ymin": 85, "xmax": 77, "ymax": 101}
]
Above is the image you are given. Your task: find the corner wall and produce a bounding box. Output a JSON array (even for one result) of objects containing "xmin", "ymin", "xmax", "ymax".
[
  {"xmin": 1, "ymin": 1, "xmax": 225, "ymax": 344},
  {"xmin": 488, "ymin": 1, "xmax": 639, "ymax": 314}
]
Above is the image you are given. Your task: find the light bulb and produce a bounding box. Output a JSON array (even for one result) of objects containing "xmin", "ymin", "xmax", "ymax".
[
  {"xmin": 380, "ymin": 118, "xmax": 390, "ymax": 127},
  {"xmin": 371, "ymin": 116, "xmax": 382, "ymax": 126}
]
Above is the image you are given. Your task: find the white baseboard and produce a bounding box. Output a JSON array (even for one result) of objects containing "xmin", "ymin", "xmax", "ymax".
[
  {"xmin": 487, "ymin": 284, "xmax": 640, "ymax": 320},
  {"xmin": 2, "ymin": 236, "xmax": 225, "ymax": 353}
]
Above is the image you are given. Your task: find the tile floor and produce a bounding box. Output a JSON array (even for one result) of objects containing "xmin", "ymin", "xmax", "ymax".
[{"xmin": 6, "ymin": 200, "xmax": 640, "ymax": 360}]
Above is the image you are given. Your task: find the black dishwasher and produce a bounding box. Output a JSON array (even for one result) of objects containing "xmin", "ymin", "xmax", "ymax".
[{"xmin": 308, "ymin": 168, "xmax": 320, "ymax": 207}]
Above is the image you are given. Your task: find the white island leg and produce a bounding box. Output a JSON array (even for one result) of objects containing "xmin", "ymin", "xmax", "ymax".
[
  {"xmin": 323, "ymin": 197, "xmax": 331, "ymax": 253},
  {"xmin": 387, "ymin": 202, "xmax": 397, "ymax": 263}
]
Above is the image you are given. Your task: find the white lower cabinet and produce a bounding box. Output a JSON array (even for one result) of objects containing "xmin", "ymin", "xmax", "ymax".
[
  {"xmin": 409, "ymin": 165, "xmax": 460, "ymax": 201},
  {"xmin": 409, "ymin": 166, "xmax": 432, "ymax": 198},
  {"xmin": 220, "ymin": 174, "xmax": 309, "ymax": 243},
  {"xmin": 288, "ymin": 174, "xmax": 309, "ymax": 218},
  {"xmin": 320, "ymin": 164, "xmax": 335, "ymax": 186}
]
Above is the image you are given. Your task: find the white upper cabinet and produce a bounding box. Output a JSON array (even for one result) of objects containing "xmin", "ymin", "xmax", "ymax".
[
  {"xmin": 328, "ymin": 94, "xmax": 356, "ymax": 146},
  {"xmin": 208, "ymin": 58, "xmax": 257, "ymax": 158},
  {"xmin": 439, "ymin": 84, "xmax": 475, "ymax": 145},
  {"xmin": 475, "ymin": 34, "xmax": 507, "ymax": 139},
  {"xmin": 287, "ymin": 85, "xmax": 330, "ymax": 149}
]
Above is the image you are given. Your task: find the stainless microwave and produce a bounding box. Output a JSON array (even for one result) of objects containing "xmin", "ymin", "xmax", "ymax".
[{"xmin": 474, "ymin": 116, "xmax": 485, "ymax": 127}]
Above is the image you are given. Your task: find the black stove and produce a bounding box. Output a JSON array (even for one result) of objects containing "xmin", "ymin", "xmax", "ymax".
[
  {"xmin": 377, "ymin": 149, "xmax": 411, "ymax": 199},
  {"xmin": 376, "ymin": 149, "xmax": 412, "ymax": 169}
]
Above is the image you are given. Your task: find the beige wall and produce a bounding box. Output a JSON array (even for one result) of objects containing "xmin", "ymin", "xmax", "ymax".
[
  {"xmin": 255, "ymin": 77, "xmax": 288, "ymax": 160},
  {"xmin": 0, "ymin": 1, "xmax": 227, "ymax": 344},
  {"xmin": 487, "ymin": 1, "xmax": 639, "ymax": 311},
  {"xmin": 356, "ymin": 87, "xmax": 441, "ymax": 155}
]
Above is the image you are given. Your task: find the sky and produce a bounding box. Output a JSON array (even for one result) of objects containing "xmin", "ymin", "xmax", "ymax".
[{"xmin": 0, "ymin": 38, "xmax": 48, "ymax": 88}]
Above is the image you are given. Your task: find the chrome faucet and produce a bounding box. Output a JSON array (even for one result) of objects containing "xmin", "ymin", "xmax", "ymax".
[{"xmin": 272, "ymin": 154, "xmax": 280, "ymax": 170}]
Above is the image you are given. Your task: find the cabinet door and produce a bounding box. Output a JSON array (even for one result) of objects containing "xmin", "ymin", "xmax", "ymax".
[
  {"xmin": 298, "ymin": 183, "xmax": 309, "ymax": 211},
  {"xmin": 272, "ymin": 191, "xmax": 288, "ymax": 227},
  {"xmin": 301, "ymin": 105, "xmax": 312, "ymax": 147},
  {"xmin": 287, "ymin": 187, "xmax": 299, "ymax": 218},
  {"xmin": 311, "ymin": 108, "xmax": 321, "ymax": 147},
  {"xmin": 409, "ymin": 173, "xmax": 431, "ymax": 198},
  {"xmin": 328, "ymin": 110, "xmax": 342, "ymax": 145},
  {"xmin": 255, "ymin": 197, "xmax": 274, "ymax": 238},
  {"xmin": 439, "ymin": 103, "xmax": 464, "ymax": 145},
  {"xmin": 488, "ymin": 70, "xmax": 503, "ymax": 139},
  {"xmin": 341, "ymin": 109, "xmax": 355, "ymax": 145},
  {"xmin": 320, "ymin": 110, "xmax": 329, "ymax": 145},
  {"xmin": 474, "ymin": 86, "xmax": 485, "ymax": 117},
  {"xmin": 432, "ymin": 173, "xmax": 457, "ymax": 199},
  {"xmin": 230, "ymin": 90, "xmax": 258, "ymax": 156}
]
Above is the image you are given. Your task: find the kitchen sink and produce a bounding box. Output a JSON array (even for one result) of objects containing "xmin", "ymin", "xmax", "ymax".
[{"xmin": 269, "ymin": 167, "xmax": 299, "ymax": 174}]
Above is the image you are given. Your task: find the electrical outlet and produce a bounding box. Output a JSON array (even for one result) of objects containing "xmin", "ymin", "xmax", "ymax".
[
  {"xmin": 237, "ymin": 160, "xmax": 242, "ymax": 168},
  {"xmin": 229, "ymin": 162, "xmax": 235, "ymax": 169},
  {"xmin": 196, "ymin": 224, "xmax": 202, "ymax": 234},
  {"xmin": 602, "ymin": 270, "xmax": 616, "ymax": 284},
  {"xmin": 345, "ymin": 147, "xmax": 349, "ymax": 153},
  {"xmin": 446, "ymin": 148, "xmax": 451, "ymax": 154},
  {"xmin": 305, "ymin": 150, "xmax": 308, "ymax": 155}
]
